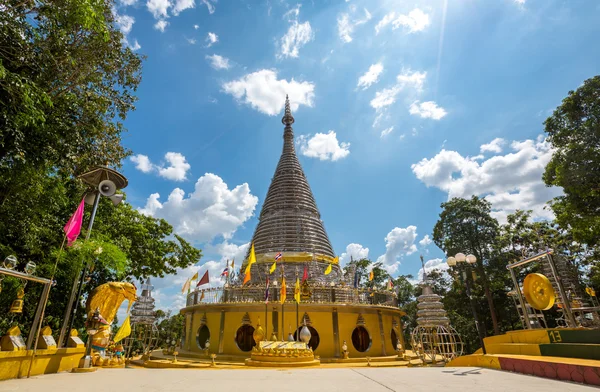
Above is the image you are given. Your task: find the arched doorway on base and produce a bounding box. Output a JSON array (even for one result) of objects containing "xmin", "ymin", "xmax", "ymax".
[
  {"xmin": 391, "ymin": 328, "xmax": 399, "ymax": 350},
  {"xmin": 235, "ymin": 325, "xmax": 256, "ymax": 352},
  {"xmin": 196, "ymin": 325, "xmax": 210, "ymax": 349},
  {"xmin": 352, "ymin": 326, "xmax": 371, "ymax": 352}
]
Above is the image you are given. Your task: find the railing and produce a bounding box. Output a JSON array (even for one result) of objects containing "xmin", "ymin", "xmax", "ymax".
[{"xmin": 185, "ymin": 285, "xmax": 399, "ymax": 308}]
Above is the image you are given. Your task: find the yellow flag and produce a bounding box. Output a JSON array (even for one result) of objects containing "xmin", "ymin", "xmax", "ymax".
[
  {"xmin": 243, "ymin": 264, "xmax": 252, "ymax": 285},
  {"xmin": 586, "ymin": 287, "xmax": 596, "ymax": 297},
  {"xmin": 369, "ymin": 270, "xmax": 374, "ymax": 281},
  {"xmin": 113, "ymin": 315, "xmax": 131, "ymax": 343},
  {"xmin": 181, "ymin": 277, "xmax": 191, "ymax": 293},
  {"xmin": 231, "ymin": 259, "xmax": 235, "ymax": 269},
  {"xmin": 199, "ymin": 291, "xmax": 205, "ymax": 301},
  {"xmin": 280, "ymin": 277, "xmax": 287, "ymax": 304},
  {"xmin": 324, "ymin": 263, "xmax": 332, "ymax": 275},
  {"xmin": 294, "ymin": 277, "xmax": 301, "ymax": 303},
  {"xmin": 270, "ymin": 261, "xmax": 277, "ymax": 274},
  {"xmin": 248, "ymin": 242, "xmax": 256, "ymax": 265},
  {"xmin": 243, "ymin": 243, "xmax": 257, "ymax": 285},
  {"xmin": 191, "ymin": 271, "xmax": 199, "ymax": 281},
  {"xmin": 333, "ymin": 256, "xmax": 339, "ymax": 264}
]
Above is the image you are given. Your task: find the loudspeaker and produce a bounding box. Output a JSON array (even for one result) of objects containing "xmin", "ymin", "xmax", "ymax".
[
  {"xmin": 84, "ymin": 192, "xmax": 97, "ymax": 206},
  {"xmin": 98, "ymin": 180, "xmax": 116, "ymax": 197},
  {"xmin": 109, "ymin": 194, "xmax": 124, "ymax": 206}
]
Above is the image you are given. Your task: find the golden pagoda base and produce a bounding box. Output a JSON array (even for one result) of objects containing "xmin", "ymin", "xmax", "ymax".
[{"xmin": 244, "ymin": 341, "xmax": 320, "ymax": 367}]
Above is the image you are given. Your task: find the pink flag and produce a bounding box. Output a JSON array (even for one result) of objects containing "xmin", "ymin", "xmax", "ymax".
[{"xmin": 64, "ymin": 199, "xmax": 85, "ymax": 246}]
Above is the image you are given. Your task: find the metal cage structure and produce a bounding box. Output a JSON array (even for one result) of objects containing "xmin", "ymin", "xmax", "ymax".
[
  {"xmin": 410, "ymin": 284, "xmax": 463, "ymax": 364},
  {"xmin": 507, "ymin": 250, "xmax": 600, "ymax": 329}
]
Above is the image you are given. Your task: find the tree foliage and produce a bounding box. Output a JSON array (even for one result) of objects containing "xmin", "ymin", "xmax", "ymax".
[
  {"xmin": 0, "ymin": 0, "xmax": 201, "ymax": 339},
  {"xmin": 543, "ymin": 75, "xmax": 600, "ymax": 246},
  {"xmin": 433, "ymin": 196, "xmax": 502, "ymax": 334}
]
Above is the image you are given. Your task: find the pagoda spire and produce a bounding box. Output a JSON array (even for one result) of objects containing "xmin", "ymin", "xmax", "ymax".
[
  {"xmin": 242, "ymin": 95, "xmax": 337, "ymax": 284},
  {"xmin": 282, "ymin": 94, "xmax": 295, "ymax": 126}
]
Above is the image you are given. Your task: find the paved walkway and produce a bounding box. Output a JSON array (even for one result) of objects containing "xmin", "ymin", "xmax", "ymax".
[{"xmin": 1, "ymin": 367, "xmax": 596, "ymax": 391}]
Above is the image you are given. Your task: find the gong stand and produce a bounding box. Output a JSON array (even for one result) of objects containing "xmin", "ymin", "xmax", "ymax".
[{"xmin": 506, "ymin": 250, "xmax": 576, "ymax": 328}]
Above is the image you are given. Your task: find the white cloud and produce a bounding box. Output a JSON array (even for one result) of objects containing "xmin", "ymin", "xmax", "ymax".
[
  {"xmin": 194, "ymin": 24, "xmax": 199, "ymax": 29},
  {"xmin": 480, "ymin": 138, "xmax": 506, "ymax": 154},
  {"xmin": 277, "ymin": 6, "xmax": 313, "ymax": 60},
  {"xmin": 206, "ymin": 54, "xmax": 231, "ymax": 70},
  {"xmin": 297, "ymin": 131, "xmax": 350, "ymax": 161},
  {"xmin": 130, "ymin": 154, "xmax": 154, "ymax": 173},
  {"xmin": 120, "ymin": 0, "xmax": 138, "ymax": 5},
  {"xmin": 187, "ymin": 38, "xmax": 196, "ymax": 44},
  {"xmin": 337, "ymin": 13, "xmax": 353, "ymax": 43},
  {"xmin": 397, "ymin": 69, "xmax": 427, "ymax": 92},
  {"xmin": 139, "ymin": 173, "xmax": 258, "ymax": 242},
  {"xmin": 357, "ymin": 63, "xmax": 384, "ymax": 90},
  {"xmin": 337, "ymin": 7, "xmax": 372, "ymax": 43},
  {"xmin": 380, "ymin": 126, "xmax": 394, "ymax": 138},
  {"xmin": 409, "ymin": 100, "xmax": 447, "ymax": 120},
  {"xmin": 283, "ymin": 4, "xmax": 301, "ymax": 22},
  {"xmin": 339, "ymin": 243, "xmax": 370, "ymax": 266},
  {"xmin": 277, "ymin": 4, "xmax": 313, "ymax": 59},
  {"xmin": 112, "ymin": 9, "xmax": 141, "ymax": 50},
  {"xmin": 370, "ymin": 69, "xmax": 426, "ymax": 111},
  {"xmin": 222, "ymin": 69, "xmax": 315, "ymax": 116},
  {"xmin": 201, "ymin": 0, "xmax": 215, "ymax": 14},
  {"xmin": 514, "ymin": 0, "xmax": 526, "ymax": 5},
  {"xmin": 417, "ymin": 258, "xmax": 449, "ymax": 282},
  {"xmin": 154, "ymin": 19, "xmax": 169, "ymax": 32},
  {"xmin": 147, "ymin": 0, "xmax": 170, "ymax": 19},
  {"xmin": 375, "ymin": 12, "xmax": 396, "ymax": 34},
  {"xmin": 370, "ymin": 85, "xmax": 402, "ymax": 110},
  {"xmin": 376, "ymin": 8, "xmax": 430, "ymax": 34},
  {"xmin": 418, "ymin": 234, "xmax": 432, "ymax": 247},
  {"xmin": 128, "ymin": 39, "xmax": 141, "ymax": 51},
  {"xmin": 158, "ymin": 152, "xmax": 191, "ymax": 181},
  {"xmin": 172, "ymin": 0, "xmax": 194, "ymax": 15},
  {"xmin": 376, "ymin": 226, "xmax": 418, "ymax": 274},
  {"xmin": 205, "ymin": 32, "xmax": 218, "ymax": 47},
  {"xmin": 411, "ymin": 136, "xmax": 563, "ymax": 222},
  {"xmin": 115, "ymin": 13, "xmax": 135, "ymax": 35},
  {"xmin": 130, "ymin": 152, "xmax": 191, "ymax": 181}
]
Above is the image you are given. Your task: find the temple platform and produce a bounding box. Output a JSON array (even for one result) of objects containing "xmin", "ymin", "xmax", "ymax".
[
  {"xmin": 447, "ymin": 328, "xmax": 600, "ymax": 386},
  {"xmin": 140, "ymin": 348, "xmax": 428, "ymax": 368}
]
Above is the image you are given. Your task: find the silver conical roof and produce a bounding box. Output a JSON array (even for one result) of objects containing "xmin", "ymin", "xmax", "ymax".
[{"xmin": 242, "ymin": 96, "xmax": 337, "ymax": 283}]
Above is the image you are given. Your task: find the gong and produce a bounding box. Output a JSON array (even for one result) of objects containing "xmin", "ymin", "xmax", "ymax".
[{"xmin": 523, "ymin": 273, "xmax": 556, "ymax": 311}]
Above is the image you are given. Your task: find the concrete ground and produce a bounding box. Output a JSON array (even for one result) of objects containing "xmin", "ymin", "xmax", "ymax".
[{"xmin": 1, "ymin": 367, "xmax": 596, "ymax": 392}]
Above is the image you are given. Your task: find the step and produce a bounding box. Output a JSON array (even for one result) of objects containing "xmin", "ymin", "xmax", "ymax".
[
  {"xmin": 447, "ymin": 354, "xmax": 600, "ymax": 386},
  {"xmin": 483, "ymin": 328, "xmax": 599, "ymax": 346},
  {"xmin": 540, "ymin": 343, "xmax": 600, "ymax": 361},
  {"xmin": 483, "ymin": 343, "xmax": 541, "ymax": 356}
]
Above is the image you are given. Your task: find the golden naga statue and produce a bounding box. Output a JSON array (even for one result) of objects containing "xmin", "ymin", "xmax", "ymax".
[{"xmin": 85, "ymin": 282, "xmax": 137, "ymax": 366}]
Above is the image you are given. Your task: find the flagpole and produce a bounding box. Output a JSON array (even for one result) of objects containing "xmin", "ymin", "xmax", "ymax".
[
  {"xmin": 281, "ymin": 266, "xmax": 284, "ymax": 341},
  {"xmin": 58, "ymin": 191, "xmax": 101, "ymax": 348},
  {"xmin": 295, "ymin": 267, "xmax": 299, "ymax": 342},
  {"xmin": 265, "ymin": 266, "xmax": 268, "ymax": 341}
]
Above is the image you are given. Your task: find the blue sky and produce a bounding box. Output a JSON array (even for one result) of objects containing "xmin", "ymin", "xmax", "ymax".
[{"xmin": 111, "ymin": 0, "xmax": 600, "ymax": 312}]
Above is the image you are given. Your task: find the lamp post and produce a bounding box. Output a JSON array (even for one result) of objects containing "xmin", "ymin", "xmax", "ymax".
[{"xmin": 447, "ymin": 253, "xmax": 487, "ymax": 355}]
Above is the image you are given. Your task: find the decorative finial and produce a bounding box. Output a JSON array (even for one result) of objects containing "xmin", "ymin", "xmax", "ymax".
[{"xmin": 282, "ymin": 94, "xmax": 295, "ymax": 126}]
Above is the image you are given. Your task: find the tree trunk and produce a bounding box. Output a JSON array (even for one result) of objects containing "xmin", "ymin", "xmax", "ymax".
[{"xmin": 480, "ymin": 267, "xmax": 500, "ymax": 335}]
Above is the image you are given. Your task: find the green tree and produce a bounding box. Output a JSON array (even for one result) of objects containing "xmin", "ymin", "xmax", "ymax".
[
  {"xmin": 543, "ymin": 75, "xmax": 600, "ymax": 246},
  {"xmin": 433, "ymin": 196, "xmax": 501, "ymax": 335},
  {"xmin": 0, "ymin": 0, "xmax": 143, "ymax": 186}
]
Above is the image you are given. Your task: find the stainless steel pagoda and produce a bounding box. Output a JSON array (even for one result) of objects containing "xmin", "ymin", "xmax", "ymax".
[
  {"xmin": 125, "ymin": 278, "xmax": 158, "ymax": 358},
  {"xmin": 241, "ymin": 95, "xmax": 340, "ymax": 285},
  {"xmin": 130, "ymin": 278, "xmax": 157, "ymax": 324},
  {"xmin": 411, "ymin": 260, "xmax": 462, "ymax": 364}
]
